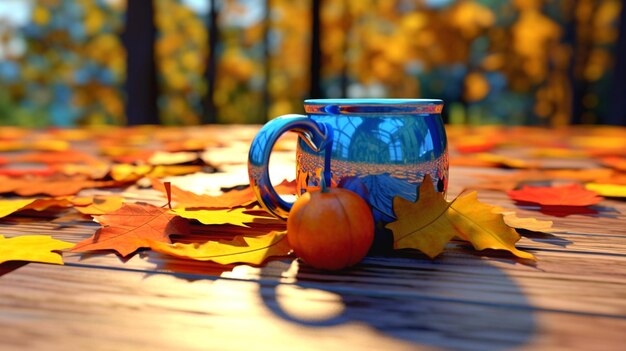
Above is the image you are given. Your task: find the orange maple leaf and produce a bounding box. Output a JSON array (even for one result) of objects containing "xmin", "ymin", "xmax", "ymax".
[
  {"xmin": 24, "ymin": 197, "xmax": 81, "ymax": 211},
  {"xmin": 12, "ymin": 150, "xmax": 103, "ymax": 165},
  {"xmin": 0, "ymin": 167, "xmax": 56, "ymax": 177},
  {"xmin": 601, "ymin": 157, "xmax": 626, "ymax": 172},
  {"xmin": 72, "ymin": 203, "xmax": 190, "ymax": 257},
  {"xmin": 592, "ymin": 173, "xmax": 626, "ymax": 185},
  {"xmin": 453, "ymin": 135, "xmax": 498, "ymax": 154},
  {"xmin": 507, "ymin": 184, "xmax": 603, "ymax": 206},
  {"xmin": 0, "ymin": 176, "xmax": 126, "ymax": 196}
]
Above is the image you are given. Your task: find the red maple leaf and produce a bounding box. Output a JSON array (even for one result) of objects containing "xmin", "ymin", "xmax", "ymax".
[
  {"xmin": 72, "ymin": 203, "xmax": 190, "ymax": 257},
  {"xmin": 507, "ymin": 183, "xmax": 603, "ymax": 206}
]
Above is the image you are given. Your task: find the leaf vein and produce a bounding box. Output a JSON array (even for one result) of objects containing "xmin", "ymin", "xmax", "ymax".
[
  {"xmin": 393, "ymin": 198, "xmax": 458, "ymax": 242},
  {"xmin": 449, "ymin": 204, "xmax": 516, "ymax": 249}
]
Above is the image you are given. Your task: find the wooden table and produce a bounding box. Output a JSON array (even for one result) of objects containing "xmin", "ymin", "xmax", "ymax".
[{"xmin": 0, "ymin": 125, "xmax": 625, "ymax": 351}]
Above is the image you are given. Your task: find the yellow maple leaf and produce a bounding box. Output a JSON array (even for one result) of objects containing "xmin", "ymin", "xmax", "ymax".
[
  {"xmin": 111, "ymin": 164, "xmax": 202, "ymax": 182},
  {"xmin": 449, "ymin": 193, "xmax": 535, "ymax": 260},
  {"xmin": 585, "ymin": 183, "xmax": 626, "ymax": 198},
  {"xmin": 148, "ymin": 231, "xmax": 291, "ymax": 265},
  {"xmin": 69, "ymin": 196, "xmax": 94, "ymax": 207},
  {"xmin": 476, "ymin": 153, "xmax": 537, "ymax": 169},
  {"xmin": 530, "ymin": 147, "xmax": 588, "ymax": 159},
  {"xmin": 172, "ymin": 207, "xmax": 267, "ymax": 227},
  {"xmin": 387, "ymin": 178, "xmax": 459, "ymax": 259},
  {"xmin": 571, "ymin": 136, "xmax": 626, "ymax": 150},
  {"xmin": 148, "ymin": 151, "xmax": 198, "ymax": 165},
  {"xmin": 73, "ymin": 196, "xmax": 124, "ymax": 215},
  {"xmin": 386, "ymin": 175, "xmax": 535, "ymax": 260},
  {"xmin": 148, "ymin": 165, "xmax": 203, "ymax": 178},
  {"xmin": 0, "ymin": 235, "xmax": 75, "ymax": 265},
  {"xmin": 29, "ymin": 139, "xmax": 70, "ymax": 151},
  {"xmin": 0, "ymin": 199, "xmax": 36, "ymax": 218},
  {"xmin": 0, "ymin": 140, "xmax": 26, "ymax": 152},
  {"xmin": 110, "ymin": 164, "xmax": 153, "ymax": 181},
  {"xmin": 0, "ymin": 139, "xmax": 67, "ymax": 152},
  {"xmin": 493, "ymin": 208, "xmax": 554, "ymax": 232}
]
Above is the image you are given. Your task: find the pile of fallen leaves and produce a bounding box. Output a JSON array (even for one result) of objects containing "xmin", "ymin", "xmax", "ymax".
[
  {"xmin": 0, "ymin": 126, "xmax": 295, "ymax": 266},
  {"xmin": 448, "ymin": 126, "xmax": 626, "ymax": 198},
  {"xmin": 0, "ymin": 125, "xmax": 625, "ymax": 268}
]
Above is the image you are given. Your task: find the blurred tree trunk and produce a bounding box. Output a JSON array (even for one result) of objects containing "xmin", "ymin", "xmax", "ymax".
[
  {"xmin": 567, "ymin": 1, "xmax": 591, "ymax": 125},
  {"xmin": 203, "ymin": 0, "xmax": 220, "ymax": 124},
  {"xmin": 340, "ymin": 0, "xmax": 350, "ymax": 98},
  {"xmin": 262, "ymin": 0, "xmax": 271, "ymax": 122},
  {"xmin": 309, "ymin": 0, "xmax": 322, "ymax": 99},
  {"xmin": 608, "ymin": 2, "xmax": 626, "ymax": 125},
  {"xmin": 124, "ymin": 0, "xmax": 159, "ymax": 125}
]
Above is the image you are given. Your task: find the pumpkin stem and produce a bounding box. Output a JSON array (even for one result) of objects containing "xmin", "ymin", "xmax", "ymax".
[{"xmin": 321, "ymin": 173, "xmax": 329, "ymax": 193}]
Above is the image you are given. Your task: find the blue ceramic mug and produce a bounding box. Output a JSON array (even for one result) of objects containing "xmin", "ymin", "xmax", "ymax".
[{"xmin": 248, "ymin": 98, "xmax": 448, "ymax": 233}]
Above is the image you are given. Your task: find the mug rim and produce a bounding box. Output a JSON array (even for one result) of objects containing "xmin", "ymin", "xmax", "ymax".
[
  {"xmin": 304, "ymin": 98, "xmax": 443, "ymax": 105},
  {"xmin": 304, "ymin": 98, "xmax": 444, "ymax": 115}
]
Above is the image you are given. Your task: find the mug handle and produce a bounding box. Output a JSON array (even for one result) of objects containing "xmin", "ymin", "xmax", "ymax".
[{"xmin": 248, "ymin": 114, "xmax": 333, "ymax": 219}]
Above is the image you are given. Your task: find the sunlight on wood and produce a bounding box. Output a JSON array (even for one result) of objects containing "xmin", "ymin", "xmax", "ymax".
[
  {"xmin": 274, "ymin": 284, "xmax": 346, "ymax": 323},
  {"xmin": 220, "ymin": 260, "xmax": 346, "ymax": 323}
]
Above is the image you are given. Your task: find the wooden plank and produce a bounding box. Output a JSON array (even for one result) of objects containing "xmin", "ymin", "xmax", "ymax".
[{"xmin": 1, "ymin": 262, "xmax": 625, "ymax": 351}]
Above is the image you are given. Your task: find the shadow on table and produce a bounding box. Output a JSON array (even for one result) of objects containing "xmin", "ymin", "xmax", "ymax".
[
  {"xmin": 0, "ymin": 261, "xmax": 28, "ymax": 277},
  {"xmin": 519, "ymin": 229, "xmax": 573, "ymax": 247},
  {"xmin": 142, "ymin": 236, "xmax": 538, "ymax": 350},
  {"xmin": 258, "ymin": 255, "xmax": 537, "ymax": 351}
]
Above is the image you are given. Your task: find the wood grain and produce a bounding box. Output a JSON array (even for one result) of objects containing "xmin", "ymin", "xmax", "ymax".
[{"xmin": 1, "ymin": 126, "xmax": 625, "ymax": 351}]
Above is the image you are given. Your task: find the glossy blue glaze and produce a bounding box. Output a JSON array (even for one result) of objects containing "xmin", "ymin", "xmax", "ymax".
[{"xmin": 248, "ymin": 99, "xmax": 448, "ymax": 228}]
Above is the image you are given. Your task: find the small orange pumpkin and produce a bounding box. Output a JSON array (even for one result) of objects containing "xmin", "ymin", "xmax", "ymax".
[{"xmin": 287, "ymin": 185, "xmax": 374, "ymax": 270}]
